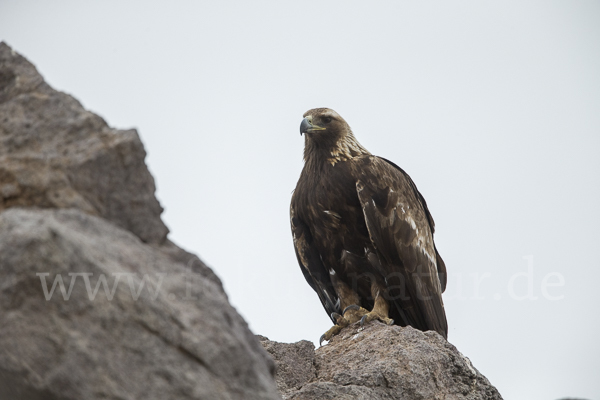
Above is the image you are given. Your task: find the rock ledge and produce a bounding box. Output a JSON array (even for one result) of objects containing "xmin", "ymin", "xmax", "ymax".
[{"xmin": 260, "ymin": 322, "xmax": 503, "ymax": 400}]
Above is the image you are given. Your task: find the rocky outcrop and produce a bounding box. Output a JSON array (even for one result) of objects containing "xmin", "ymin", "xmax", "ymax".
[
  {"xmin": 0, "ymin": 41, "xmax": 505, "ymax": 400},
  {"xmin": 0, "ymin": 42, "xmax": 167, "ymax": 244},
  {"xmin": 0, "ymin": 42, "xmax": 280, "ymax": 400},
  {"xmin": 260, "ymin": 322, "xmax": 503, "ymax": 400}
]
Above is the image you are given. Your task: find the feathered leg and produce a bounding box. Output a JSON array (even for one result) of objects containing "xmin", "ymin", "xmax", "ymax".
[
  {"xmin": 319, "ymin": 272, "xmax": 369, "ymax": 345},
  {"xmin": 359, "ymin": 281, "xmax": 394, "ymax": 326}
]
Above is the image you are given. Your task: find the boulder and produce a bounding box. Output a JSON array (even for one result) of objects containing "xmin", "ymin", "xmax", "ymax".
[
  {"xmin": 0, "ymin": 42, "xmax": 280, "ymax": 400},
  {"xmin": 257, "ymin": 335, "xmax": 316, "ymax": 397},
  {"xmin": 260, "ymin": 322, "xmax": 503, "ymax": 400},
  {"xmin": 0, "ymin": 41, "xmax": 167, "ymax": 244}
]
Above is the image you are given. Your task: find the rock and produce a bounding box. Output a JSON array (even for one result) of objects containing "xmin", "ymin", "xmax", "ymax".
[
  {"xmin": 257, "ymin": 336, "xmax": 316, "ymax": 397},
  {"xmin": 0, "ymin": 41, "xmax": 167, "ymax": 244},
  {"xmin": 0, "ymin": 40, "xmax": 504, "ymax": 400},
  {"xmin": 0, "ymin": 42, "xmax": 280, "ymax": 400},
  {"xmin": 260, "ymin": 322, "xmax": 502, "ymax": 400}
]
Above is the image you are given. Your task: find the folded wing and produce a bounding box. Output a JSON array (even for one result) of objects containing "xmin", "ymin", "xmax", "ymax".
[{"xmin": 355, "ymin": 157, "xmax": 448, "ymax": 338}]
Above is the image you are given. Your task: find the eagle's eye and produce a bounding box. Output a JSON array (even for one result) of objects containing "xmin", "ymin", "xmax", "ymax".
[{"xmin": 322, "ymin": 116, "xmax": 332, "ymax": 124}]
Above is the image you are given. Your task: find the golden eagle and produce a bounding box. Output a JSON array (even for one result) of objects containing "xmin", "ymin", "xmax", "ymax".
[{"xmin": 291, "ymin": 108, "xmax": 448, "ymax": 344}]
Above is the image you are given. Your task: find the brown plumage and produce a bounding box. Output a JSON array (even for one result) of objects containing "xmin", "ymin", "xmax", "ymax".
[{"xmin": 291, "ymin": 108, "xmax": 448, "ymax": 341}]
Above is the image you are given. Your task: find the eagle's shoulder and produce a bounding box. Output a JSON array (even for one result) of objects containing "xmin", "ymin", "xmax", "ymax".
[
  {"xmin": 368, "ymin": 155, "xmax": 436, "ymax": 234},
  {"xmin": 347, "ymin": 154, "xmax": 404, "ymax": 174}
]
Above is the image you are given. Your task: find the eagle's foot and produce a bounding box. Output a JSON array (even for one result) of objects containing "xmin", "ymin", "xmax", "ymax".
[
  {"xmin": 359, "ymin": 310, "xmax": 394, "ymax": 327},
  {"xmin": 320, "ymin": 305, "xmax": 370, "ymax": 345},
  {"xmin": 319, "ymin": 324, "xmax": 343, "ymax": 346},
  {"xmin": 341, "ymin": 304, "xmax": 370, "ymax": 324}
]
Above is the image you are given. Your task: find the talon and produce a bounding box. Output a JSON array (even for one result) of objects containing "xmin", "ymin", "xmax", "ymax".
[
  {"xmin": 360, "ymin": 315, "xmax": 368, "ymax": 326},
  {"xmin": 388, "ymin": 319, "xmax": 394, "ymax": 325},
  {"xmin": 331, "ymin": 312, "xmax": 342, "ymax": 321},
  {"xmin": 343, "ymin": 304, "xmax": 360, "ymax": 314},
  {"xmin": 320, "ymin": 323, "xmax": 344, "ymax": 345}
]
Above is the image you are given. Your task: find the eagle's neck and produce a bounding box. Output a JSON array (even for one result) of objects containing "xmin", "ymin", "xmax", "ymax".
[{"xmin": 303, "ymin": 131, "xmax": 371, "ymax": 168}]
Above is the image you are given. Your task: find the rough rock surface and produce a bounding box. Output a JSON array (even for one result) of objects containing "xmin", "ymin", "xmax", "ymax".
[
  {"xmin": 0, "ymin": 42, "xmax": 280, "ymax": 400},
  {"xmin": 258, "ymin": 335, "xmax": 316, "ymax": 397},
  {"xmin": 0, "ymin": 41, "xmax": 167, "ymax": 244},
  {"xmin": 260, "ymin": 322, "xmax": 503, "ymax": 400}
]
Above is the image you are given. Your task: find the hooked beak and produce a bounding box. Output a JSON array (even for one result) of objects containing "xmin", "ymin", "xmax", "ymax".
[{"xmin": 300, "ymin": 117, "xmax": 326, "ymax": 135}]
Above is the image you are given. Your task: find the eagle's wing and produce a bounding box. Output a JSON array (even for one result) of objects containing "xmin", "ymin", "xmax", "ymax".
[
  {"xmin": 355, "ymin": 156, "xmax": 448, "ymax": 338},
  {"xmin": 290, "ymin": 207, "xmax": 339, "ymax": 322},
  {"xmin": 378, "ymin": 157, "xmax": 447, "ymax": 292}
]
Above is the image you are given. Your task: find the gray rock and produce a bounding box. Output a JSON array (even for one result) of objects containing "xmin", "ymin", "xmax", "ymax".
[
  {"xmin": 0, "ymin": 207, "xmax": 279, "ymax": 400},
  {"xmin": 257, "ymin": 336, "xmax": 315, "ymax": 397},
  {"xmin": 261, "ymin": 322, "xmax": 502, "ymax": 400},
  {"xmin": 0, "ymin": 42, "xmax": 280, "ymax": 400},
  {"xmin": 0, "ymin": 41, "xmax": 167, "ymax": 244}
]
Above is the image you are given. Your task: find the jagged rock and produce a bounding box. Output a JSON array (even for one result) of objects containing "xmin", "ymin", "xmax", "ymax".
[
  {"xmin": 0, "ymin": 42, "xmax": 280, "ymax": 400},
  {"xmin": 260, "ymin": 322, "xmax": 502, "ymax": 400},
  {"xmin": 0, "ymin": 41, "xmax": 167, "ymax": 244},
  {"xmin": 257, "ymin": 335, "xmax": 316, "ymax": 397}
]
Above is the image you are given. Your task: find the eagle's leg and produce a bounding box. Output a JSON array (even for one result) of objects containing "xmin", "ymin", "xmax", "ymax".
[
  {"xmin": 319, "ymin": 320, "xmax": 344, "ymax": 346},
  {"xmin": 319, "ymin": 274, "xmax": 369, "ymax": 345},
  {"xmin": 359, "ymin": 282, "xmax": 394, "ymax": 326},
  {"xmin": 320, "ymin": 305, "xmax": 369, "ymax": 345}
]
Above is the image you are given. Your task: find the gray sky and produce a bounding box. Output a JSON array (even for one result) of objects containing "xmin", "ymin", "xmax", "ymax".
[{"xmin": 2, "ymin": 1, "xmax": 599, "ymax": 399}]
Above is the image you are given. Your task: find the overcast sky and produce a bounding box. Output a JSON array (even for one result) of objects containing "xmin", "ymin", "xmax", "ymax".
[{"xmin": 2, "ymin": 1, "xmax": 599, "ymax": 399}]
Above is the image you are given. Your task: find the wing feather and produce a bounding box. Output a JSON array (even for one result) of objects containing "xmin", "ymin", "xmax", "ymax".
[
  {"xmin": 355, "ymin": 156, "xmax": 448, "ymax": 338},
  {"xmin": 290, "ymin": 208, "xmax": 339, "ymax": 322},
  {"xmin": 379, "ymin": 157, "xmax": 447, "ymax": 292}
]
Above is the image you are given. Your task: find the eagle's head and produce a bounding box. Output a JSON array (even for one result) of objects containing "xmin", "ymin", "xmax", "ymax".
[
  {"xmin": 300, "ymin": 108, "xmax": 348, "ymax": 143},
  {"xmin": 300, "ymin": 108, "xmax": 370, "ymax": 164}
]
